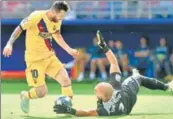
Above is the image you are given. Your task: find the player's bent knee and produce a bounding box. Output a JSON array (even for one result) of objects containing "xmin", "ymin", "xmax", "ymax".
[{"xmin": 35, "ymin": 85, "xmax": 48, "ymax": 98}]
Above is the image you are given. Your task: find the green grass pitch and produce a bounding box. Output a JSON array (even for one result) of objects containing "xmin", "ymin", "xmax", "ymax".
[{"xmin": 1, "ymin": 80, "xmax": 173, "ymax": 119}]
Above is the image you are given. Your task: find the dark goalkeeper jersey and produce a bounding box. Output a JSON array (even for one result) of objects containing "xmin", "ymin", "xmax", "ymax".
[
  {"xmin": 96, "ymin": 90, "xmax": 133, "ymax": 116},
  {"xmin": 96, "ymin": 73, "xmax": 139, "ymax": 116}
]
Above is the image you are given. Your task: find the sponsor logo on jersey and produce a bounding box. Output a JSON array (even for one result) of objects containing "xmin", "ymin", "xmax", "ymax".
[{"xmin": 39, "ymin": 32, "xmax": 52, "ymax": 39}]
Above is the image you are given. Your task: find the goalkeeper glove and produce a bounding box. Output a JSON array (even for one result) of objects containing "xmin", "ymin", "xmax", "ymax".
[
  {"xmin": 96, "ymin": 30, "xmax": 109, "ymax": 53},
  {"xmin": 53, "ymin": 104, "xmax": 76, "ymax": 115}
]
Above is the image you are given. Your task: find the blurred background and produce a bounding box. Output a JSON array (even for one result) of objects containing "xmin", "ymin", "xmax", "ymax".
[{"xmin": 1, "ymin": 0, "xmax": 173, "ymax": 82}]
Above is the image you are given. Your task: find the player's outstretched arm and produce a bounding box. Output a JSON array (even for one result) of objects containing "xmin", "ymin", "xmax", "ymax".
[
  {"xmin": 105, "ymin": 50, "xmax": 121, "ymax": 74},
  {"xmin": 74, "ymin": 110, "xmax": 98, "ymax": 116},
  {"xmin": 54, "ymin": 104, "xmax": 99, "ymax": 116},
  {"xmin": 3, "ymin": 26, "xmax": 23, "ymax": 57},
  {"xmin": 52, "ymin": 33, "xmax": 79, "ymax": 58},
  {"xmin": 96, "ymin": 30, "xmax": 121, "ymax": 74}
]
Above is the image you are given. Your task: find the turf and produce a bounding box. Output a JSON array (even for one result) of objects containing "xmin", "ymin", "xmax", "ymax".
[
  {"xmin": 1, "ymin": 80, "xmax": 171, "ymax": 95},
  {"xmin": 1, "ymin": 80, "xmax": 173, "ymax": 119},
  {"xmin": 2, "ymin": 94, "xmax": 173, "ymax": 119}
]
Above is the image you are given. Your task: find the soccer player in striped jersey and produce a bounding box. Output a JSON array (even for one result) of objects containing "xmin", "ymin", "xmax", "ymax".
[{"xmin": 3, "ymin": 1, "xmax": 78, "ymax": 113}]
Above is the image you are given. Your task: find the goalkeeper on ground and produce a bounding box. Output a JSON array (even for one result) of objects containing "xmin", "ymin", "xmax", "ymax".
[{"xmin": 54, "ymin": 31, "xmax": 173, "ymax": 116}]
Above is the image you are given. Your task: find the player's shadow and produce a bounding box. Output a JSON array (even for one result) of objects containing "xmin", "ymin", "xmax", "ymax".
[
  {"xmin": 130, "ymin": 112, "xmax": 173, "ymax": 116},
  {"xmin": 21, "ymin": 115, "xmax": 73, "ymax": 119},
  {"xmin": 20, "ymin": 113, "xmax": 173, "ymax": 119}
]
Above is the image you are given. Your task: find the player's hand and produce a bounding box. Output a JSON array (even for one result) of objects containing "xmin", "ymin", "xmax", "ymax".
[
  {"xmin": 68, "ymin": 48, "xmax": 79, "ymax": 58},
  {"xmin": 3, "ymin": 44, "xmax": 13, "ymax": 58},
  {"xmin": 53, "ymin": 104, "xmax": 76, "ymax": 115},
  {"xmin": 96, "ymin": 30, "xmax": 109, "ymax": 53}
]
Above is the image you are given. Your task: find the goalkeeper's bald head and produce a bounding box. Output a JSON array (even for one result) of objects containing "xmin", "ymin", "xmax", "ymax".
[{"xmin": 95, "ymin": 82, "xmax": 114, "ymax": 102}]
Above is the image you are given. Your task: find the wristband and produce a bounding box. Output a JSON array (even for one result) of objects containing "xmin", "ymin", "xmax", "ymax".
[{"xmin": 70, "ymin": 108, "xmax": 76, "ymax": 115}]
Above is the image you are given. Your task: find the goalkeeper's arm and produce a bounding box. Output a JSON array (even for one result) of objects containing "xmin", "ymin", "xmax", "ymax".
[
  {"xmin": 54, "ymin": 105, "xmax": 99, "ymax": 116},
  {"xmin": 74, "ymin": 109, "xmax": 98, "ymax": 116},
  {"xmin": 96, "ymin": 30, "xmax": 121, "ymax": 74}
]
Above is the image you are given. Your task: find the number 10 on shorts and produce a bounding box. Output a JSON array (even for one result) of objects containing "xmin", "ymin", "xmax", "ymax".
[{"xmin": 31, "ymin": 69, "xmax": 38, "ymax": 83}]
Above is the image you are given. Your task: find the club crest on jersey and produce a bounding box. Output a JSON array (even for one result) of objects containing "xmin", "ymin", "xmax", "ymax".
[{"xmin": 39, "ymin": 32, "xmax": 52, "ymax": 39}]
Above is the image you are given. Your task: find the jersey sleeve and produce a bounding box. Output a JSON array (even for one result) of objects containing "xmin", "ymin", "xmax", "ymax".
[
  {"xmin": 109, "ymin": 72, "xmax": 122, "ymax": 90},
  {"xmin": 20, "ymin": 12, "xmax": 39, "ymax": 30}
]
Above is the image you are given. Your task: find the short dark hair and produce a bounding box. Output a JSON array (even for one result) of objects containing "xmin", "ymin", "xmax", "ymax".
[
  {"xmin": 51, "ymin": 1, "xmax": 70, "ymax": 12},
  {"xmin": 141, "ymin": 35, "xmax": 150, "ymax": 46}
]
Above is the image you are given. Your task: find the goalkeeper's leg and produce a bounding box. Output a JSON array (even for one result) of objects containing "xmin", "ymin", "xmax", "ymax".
[
  {"xmin": 132, "ymin": 69, "xmax": 173, "ymax": 91},
  {"xmin": 140, "ymin": 76, "xmax": 168, "ymax": 91}
]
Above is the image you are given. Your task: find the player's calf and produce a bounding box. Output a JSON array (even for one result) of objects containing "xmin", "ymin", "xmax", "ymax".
[
  {"xmin": 24, "ymin": 85, "xmax": 48, "ymax": 99},
  {"xmin": 55, "ymin": 68, "xmax": 73, "ymax": 99},
  {"xmin": 61, "ymin": 78, "xmax": 73, "ymax": 99},
  {"xmin": 61, "ymin": 85, "xmax": 73, "ymax": 99},
  {"xmin": 20, "ymin": 85, "xmax": 48, "ymax": 114},
  {"xmin": 35, "ymin": 85, "xmax": 48, "ymax": 98}
]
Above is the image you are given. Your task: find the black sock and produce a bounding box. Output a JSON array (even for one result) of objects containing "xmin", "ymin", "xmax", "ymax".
[{"xmin": 140, "ymin": 76, "xmax": 168, "ymax": 91}]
